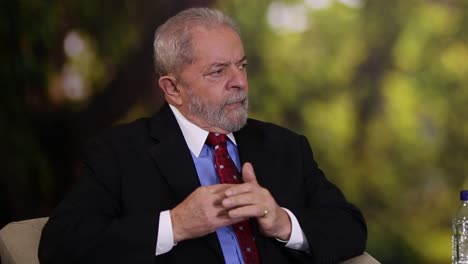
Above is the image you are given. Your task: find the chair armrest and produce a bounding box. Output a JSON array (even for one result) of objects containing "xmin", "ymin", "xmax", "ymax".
[
  {"xmin": 0, "ymin": 218, "xmax": 48, "ymax": 264},
  {"xmin": 339, "ymin": 252, "xmax": 381, "ymax": 264},
  {"xmin": 0, "ymin": 217, "xmax": 380, "ymax": 264}
]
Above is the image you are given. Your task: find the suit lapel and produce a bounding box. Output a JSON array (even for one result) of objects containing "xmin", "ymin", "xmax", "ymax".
[
  {"xmin": 235, "ymin": 120, "xmax": 277, "ymax": 263},
  {"xmin": 234, "ymin": 120, "xmax": 276, "ymax": 196},
  {"xmin": 148, "ymin": 104, "xmax": 200, "ymax": 202},
  {"xmin": 147, "ymin": 104, "xmax": 224, "ymax": 261}
]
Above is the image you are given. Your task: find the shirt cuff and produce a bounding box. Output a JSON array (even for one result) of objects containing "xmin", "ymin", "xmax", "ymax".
[
  {"xmin": 279, "ymin": 207, "xmax": 310, "ymax": 252},
  {"xmin": 156, "ymin": 210, "xmax": 176, "ymax": 255}
]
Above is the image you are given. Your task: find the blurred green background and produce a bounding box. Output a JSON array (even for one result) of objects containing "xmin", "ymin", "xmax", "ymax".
[{"xmin": 2, "ymin": 0, "xmax": 468, "ymax": 263}]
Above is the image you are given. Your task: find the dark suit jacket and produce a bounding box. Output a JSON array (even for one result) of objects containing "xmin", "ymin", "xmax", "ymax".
[{"xmin": 39, "ymin": 104, "xmax": 366, "ymax": 264}]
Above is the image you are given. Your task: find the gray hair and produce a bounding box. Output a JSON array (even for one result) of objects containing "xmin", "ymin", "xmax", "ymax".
[{"xmin": 153, "ymin": 7, "xmax": 240, "ymax": 76}]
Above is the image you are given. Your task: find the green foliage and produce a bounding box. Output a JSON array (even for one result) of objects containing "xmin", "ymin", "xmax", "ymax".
[
  {"xmin": 4, "ymin": 0, "xmax": 467, "ymax": 261},
  {"xmin": 219, "ymin": 0, "xmax": 468, "ymax": 263},
  {"xmin": 0, "ymin": 0, "xmax": 189, "ymax": 223}
]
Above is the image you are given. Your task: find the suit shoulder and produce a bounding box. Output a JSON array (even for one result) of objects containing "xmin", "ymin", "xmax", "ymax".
[
  {"xmin": 245, "ymin": 118, "xmax": 302, "ymax": 139},
  {"xmin": 88, "ymin": 117, "xmax": 152, "ymax": 149}
]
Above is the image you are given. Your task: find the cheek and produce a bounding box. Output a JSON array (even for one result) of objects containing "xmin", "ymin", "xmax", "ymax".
[
  {"xmin": 180, "ymin": 89, "xmax": 192, "ymax": 105},
  {"xmin": 202, "ymin": 85, "xmax": 228, "ymax": 102},
  {"xmin": 206, "ymin": 93, "xmax": 225, "ymax": 106}
]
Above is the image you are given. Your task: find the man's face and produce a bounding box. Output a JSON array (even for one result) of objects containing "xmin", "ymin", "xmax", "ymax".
[{"xmin": 176, "ymin": 25, "xmax": 249, "ymax": 133}]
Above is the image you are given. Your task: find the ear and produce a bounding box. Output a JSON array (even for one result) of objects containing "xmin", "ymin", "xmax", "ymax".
[{"xmin": 158, "ymin": 76, "xmax": 183, "ymax": 106}]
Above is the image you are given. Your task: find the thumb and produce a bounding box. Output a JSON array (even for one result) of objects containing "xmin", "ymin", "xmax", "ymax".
[{"xmin": 241, "ymin": 162, "xmax": 257, "ymax": 184}]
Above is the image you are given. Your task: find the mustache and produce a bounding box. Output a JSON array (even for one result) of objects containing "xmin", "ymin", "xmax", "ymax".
[{"xmin": 223, "ymin": 91, "xmax": 248, "ymax": 105}]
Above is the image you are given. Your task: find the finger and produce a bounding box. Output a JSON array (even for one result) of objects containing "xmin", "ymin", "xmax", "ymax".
[
  {"xmin": 222, "ymin": 192, "xmax": 258, "ymax": 208},
  {"xmin": 241, "ymin": 162, "xmax": 258, "ymax": 184},
  {"xmin": 228, "ymin": 204, "xmax": 268, "ymax": 219},
  {"xmin": 213, "ymin": 195, "xmax": 228, "ymax": 206},
  {"xmin": 212, "ymin": 189, "xmax": 237, "ymax": 206},
  {"xmin": 224, "ymin": 182, "xmax": 256, "ymax": 197},
  {"xmin": 195, "ymin": 185, "xmax": 236, "ymax": 207},
  {"xmin": 207, "ymin": 183, "xmax": 238, "ymax": 194},
  {"xmin": 214, "ymin": 208, "xmax": 247, "ymax": 226}
]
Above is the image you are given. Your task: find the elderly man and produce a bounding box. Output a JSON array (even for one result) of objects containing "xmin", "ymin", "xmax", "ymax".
[{"xmin": 39, "ymin": 7, "xmax": 366, "ymax": 264}]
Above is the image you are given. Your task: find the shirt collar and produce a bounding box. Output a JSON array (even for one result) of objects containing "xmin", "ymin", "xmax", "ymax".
[{"xmin": 169, "ymin": 104, "xmax": 237, "ymax": 157}]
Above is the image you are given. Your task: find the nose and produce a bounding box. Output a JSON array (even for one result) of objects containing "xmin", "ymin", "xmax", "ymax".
[{"xmin": 228, "ymin": 65, "xmax": 247, "ymax": 90}]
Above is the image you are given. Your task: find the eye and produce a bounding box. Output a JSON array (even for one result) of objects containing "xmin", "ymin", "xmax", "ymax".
[
  {"xmin": 210, "ymin": 68, "xmax": 224, "ymax": 76},
  {"xmin": 238, "ymin": 62, "xmax": 248, "ymax": 70}
]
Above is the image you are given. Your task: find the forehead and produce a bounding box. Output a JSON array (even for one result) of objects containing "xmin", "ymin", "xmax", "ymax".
[{"xmin": 189, "ymin": 25, "xmax": 245, "ymax": 64}]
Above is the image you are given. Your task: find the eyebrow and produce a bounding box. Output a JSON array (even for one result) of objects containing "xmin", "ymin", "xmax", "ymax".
[
  {"xmin": 209, "ymin": 56, "xmax": 248, "ymax": 68},
  {"xmin": 237, "ymin": 56, "xmax": 248, "ymax": 63}
]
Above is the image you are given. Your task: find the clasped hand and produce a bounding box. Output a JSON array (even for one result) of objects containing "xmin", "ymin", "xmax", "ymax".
[{"xmin": 170, "ymin": 162, "xmax": 292, "ymax": 243}]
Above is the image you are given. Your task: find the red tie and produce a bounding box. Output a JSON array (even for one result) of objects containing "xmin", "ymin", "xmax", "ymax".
[{"xmin": 206, "ymin": 132, "xmax": 260, "ymax": 264}]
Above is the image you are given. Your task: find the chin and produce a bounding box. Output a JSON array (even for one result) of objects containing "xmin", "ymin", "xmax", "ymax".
[{"xmin": 227, "ymin": 116, "xmax": 248, "ymax": 132}]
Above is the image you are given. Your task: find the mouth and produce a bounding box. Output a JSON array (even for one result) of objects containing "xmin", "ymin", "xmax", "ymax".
[{"xmin": 225, "ymin": 99, "xmax": 246, "ymax": 110}]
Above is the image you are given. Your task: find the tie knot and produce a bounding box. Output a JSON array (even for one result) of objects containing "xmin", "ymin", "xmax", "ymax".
[{"xmin": 206, "ymin": 132, "xmax": 227, "ymax": 148}]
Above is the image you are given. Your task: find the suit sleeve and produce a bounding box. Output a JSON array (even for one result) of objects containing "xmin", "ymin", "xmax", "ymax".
[
  {"xmin": 292, "ymin": 135, "xmax": 367, "ymax": 263},
  {"xmin": 38, "ymin": 138, "xmax": 159, "ymax": 264}
]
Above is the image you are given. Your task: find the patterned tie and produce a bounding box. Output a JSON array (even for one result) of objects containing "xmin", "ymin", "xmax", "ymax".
[{"xmin": 206, "ymin": 132, "xmax": 260, "ymax": 264}]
